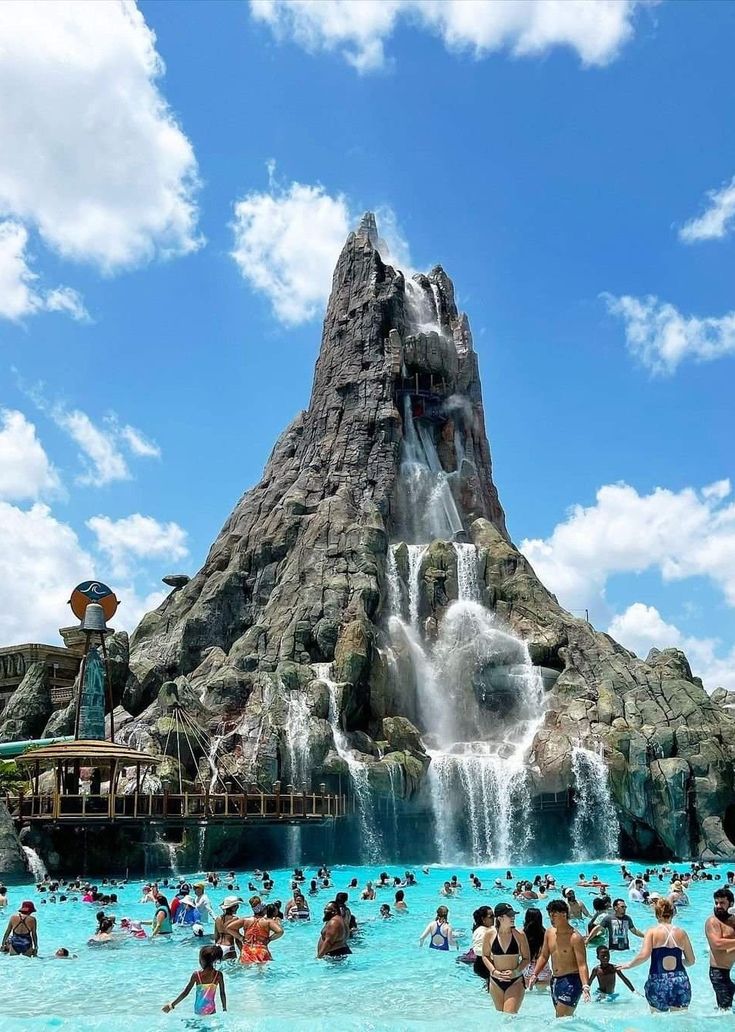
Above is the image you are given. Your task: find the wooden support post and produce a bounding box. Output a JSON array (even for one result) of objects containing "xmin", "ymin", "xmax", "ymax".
[{"xmin": 274, "ymin": 780, "xmax": 281, "ymax": 818}]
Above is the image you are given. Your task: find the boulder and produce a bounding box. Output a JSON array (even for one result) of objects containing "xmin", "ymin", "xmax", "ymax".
[{"xmin": 0, "ymin": 662, "xmax": 52, "ymax": 743}]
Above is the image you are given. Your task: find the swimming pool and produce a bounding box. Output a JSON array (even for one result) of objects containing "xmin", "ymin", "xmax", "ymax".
[{"xmin": 1, "ymin": 860, "xmax": 733, "ymax": 1031}]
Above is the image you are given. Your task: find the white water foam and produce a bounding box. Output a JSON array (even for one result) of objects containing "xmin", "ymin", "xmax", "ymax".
[{"xmin": 571, "ymin": 745, "xmax": 620, "ymax": 860}]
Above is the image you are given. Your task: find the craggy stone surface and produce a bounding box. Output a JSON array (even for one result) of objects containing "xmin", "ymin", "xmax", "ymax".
[
  {"xmin": 0, "ymin": 662, "xmax": 51, "ymax": 744},
  {"xmin": 0, "ymin": 800, "xmax": 26, "ymax": 876},
  {"xmin": 118, "ymin": 214, "xmax": 735, "ymax": 858}
]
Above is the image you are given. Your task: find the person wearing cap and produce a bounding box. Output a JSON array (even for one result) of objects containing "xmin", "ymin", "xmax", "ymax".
[
  {"xmin": 193, "ymin": 883, "xmax": 215, "ymax": 923},
  {"xmin": 528, "ymin": 899, "xmax": 591, "ymax": 1017},
  {"xmin": 2, "ymin": 900, "xmax": 38, "ymax": 956},
  {"xmin": 481, "ymin": 903, "xmax": 530, "ymax": 1014},
  {"xmin": 214, "ymin": 896, "xmax": 242, "ymax": 960}
]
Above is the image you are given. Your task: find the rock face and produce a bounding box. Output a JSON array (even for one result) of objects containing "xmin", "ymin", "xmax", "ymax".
[
  {"xmin": 0, "ymin": 800, "xmax": 26, "ymax": 876},
  {"xmin": 121, "ymin": 213, "xmax": 735, "ymax": 861},
  {"xmin": 0, "ymin": 662, "xmax": 51, "ymax": 744}
]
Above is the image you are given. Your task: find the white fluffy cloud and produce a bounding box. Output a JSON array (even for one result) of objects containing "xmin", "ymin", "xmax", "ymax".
[
  {"xmin": 29, "ymin": 391, "xmax": 161, "ymax": 487},
  {"xmin": 232, "ymin": 179, "xmax": 351, "ymax": 325},
  {"xmin": 521, "ymin": 479, "xmax": 735, "ymax": 614},
  {"xmin": 119, "ymin": 425, "xmax": 161, "ymax": 459},
  {"xmin": 0, "ymin": 220, "xmax": 87, "ymax": 322},
  {"xmin": 0, "ymin": 500, "xmax": 93, "ymax": 644},
  {"xmin": 87, "ymin": 513, "xmax": 188, "ymax": 576},
  {"xmin": 608, "ymin": 602, "xmax": 735, "ymax": 692},
  {"xmin": 603, "ymin": 293, "xmax": 735, "ymax": 374},
  {"xmin": 0, "ymin": 500, "xmax": 178, "ymax": 644},
  {"xmin": 0, "ymin": 409, "xmax": 61, "ymax": 501},
  {"xmin": 679, "ymin": 175, "xmax": 735, "ymax": 243},
  {"xmin": 231, "ymin": 167, "xmax": 413, "ymax": 324},
  {"xmin": 0, "ymin": 0, "xmax": 201, "ymax": 285},
  {"xmin": 251, "ymin": 0, "xmax": 639, "ymax": 72}
]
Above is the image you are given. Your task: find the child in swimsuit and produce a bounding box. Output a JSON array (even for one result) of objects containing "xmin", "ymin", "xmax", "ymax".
[
  {"xmin": 589, "ymin": 945, "xmax": 636, "ymax": 1001},
  {"xmin": 162, "ymin": 945, "xmax": 226, "ymax": 1015}
]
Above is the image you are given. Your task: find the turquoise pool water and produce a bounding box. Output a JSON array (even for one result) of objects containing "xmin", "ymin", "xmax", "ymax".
[{"xmin": 1, "ymin": 860, "xmax": 734, "ymax": 1031}]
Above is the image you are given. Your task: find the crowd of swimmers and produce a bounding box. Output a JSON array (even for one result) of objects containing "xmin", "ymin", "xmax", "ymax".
[{"xmin": 3, "ymin": 861, "xmax": 735, "ymax": 1017}]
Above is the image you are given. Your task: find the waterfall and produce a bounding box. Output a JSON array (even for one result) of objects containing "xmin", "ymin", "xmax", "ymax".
[
  {"xmin": 388, "ymin": 569, "xmax": 545, "ymax": 863},
  {"xmin": 407, "ymin": 544, "xmax": 426, "ymax": 629},
  {"xmin": 166, "ymin": 841, "xmax": 180, "ymax": 877},
  {"xmin": 197, "ymin": 821, "xmax": 205, "ymax": 871},
  {"xmin": 400, "ymin": 396, "xmax": 463, "ymax": 542},
  {"xmin": 386, "ymin": 762, "xmax": 402, "ymax": 857},
  {"xmin": 386, "ymin": 545, "xmax": 402, "ymax": 619},
  {"xmin": 285, "ymin": 690, "xmax": 311, "ymax": 788},
  {"xmin": 571, "ymin": 746, "xmax": 620, "ymax": 860},
  {"xmin": 454, "ymin": 543, "xmax": 480, "ymax": 602},
  {"xmin": 22, "ymin": 845, "xmax": 47, "ymax": 882},
  {"xmin": 317, "ymin": 663, "xmax": 380, "ymax": 862}
]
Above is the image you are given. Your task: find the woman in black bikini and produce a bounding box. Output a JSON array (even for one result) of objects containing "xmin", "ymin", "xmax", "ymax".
[{"xmin": 482, "ymin": 903, "xmax": 530, "ymax": 1014}]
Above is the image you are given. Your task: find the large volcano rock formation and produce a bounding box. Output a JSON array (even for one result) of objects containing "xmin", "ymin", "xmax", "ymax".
[{"xmin": 105, "ymin": 214, "xmax": 734, "ymax": 861}]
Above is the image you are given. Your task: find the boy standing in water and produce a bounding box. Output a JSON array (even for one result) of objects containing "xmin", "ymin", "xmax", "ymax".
[
  {"xmin": 162, "ymin": 945, "xmax": 227, "ymax": 1015},
  {"xmin": 528, "ymin": 899, "xmax": 591, "ymax": 1017},
  {"xmin": 589, "ymin": 945, "xmax": 636, "ymax": 1000}
]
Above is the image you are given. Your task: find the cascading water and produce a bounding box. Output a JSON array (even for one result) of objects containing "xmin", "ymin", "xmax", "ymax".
[
  {"xmin": 315, "ymin": 663, "xmax": 380, "ymax": 862},
  {"xmin": 400, "ymin": 396, "xmax": 463, "ymax": 542},
  {"xmin": 454, "ymin": 542, "xmax": 480, "ymax": 602},
  {"xmin": 407, "ymin": 544, "xmax": 426, "ymax": 629},
  {"xmin": 388, "ymin": 406, "xmax": 546, "ymax": 863},
  {"xmin": 22, "ymin": 845, "xmax": 48, "ymax": 882},
  {"xmin": 571, "ymin": 746, "xmax": 620, "ymax": 860}
]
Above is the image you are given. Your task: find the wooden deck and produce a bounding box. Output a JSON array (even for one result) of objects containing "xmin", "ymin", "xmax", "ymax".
[{"xmin": 6, "ymin": 787, "xmax": 347, "ymax": 828}]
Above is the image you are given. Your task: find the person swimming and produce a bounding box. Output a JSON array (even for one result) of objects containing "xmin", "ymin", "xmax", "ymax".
[{"xmin": 162, "ymin": 945, "xmax": 227, "ymax": 1015}]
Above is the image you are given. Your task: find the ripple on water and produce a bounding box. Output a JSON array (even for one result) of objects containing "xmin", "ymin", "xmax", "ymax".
[{"xmin": 2, "ymin": 861, "xmax": 735, "ymax": 1032}]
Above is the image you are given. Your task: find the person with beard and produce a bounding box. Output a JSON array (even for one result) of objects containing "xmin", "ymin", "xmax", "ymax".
[{"xmin": 705, "ymin": 887, "xmax": 735, "ymax": 1010}]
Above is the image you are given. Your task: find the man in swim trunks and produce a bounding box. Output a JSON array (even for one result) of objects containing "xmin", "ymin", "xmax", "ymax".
[
  {"xmin": 2, "ymin": 900, "xmax": 38, "ymax": 956},
  {"xmin": 705, "ymin": 887, "xmax": 735, "ymax": 1010},
  {"xmin": 528, "ymin": 899, "xmax": 590, "ymax": 1017},
  {"xmin": 317, "ymin": 901, "xmax": 351, "ymax": 958}
]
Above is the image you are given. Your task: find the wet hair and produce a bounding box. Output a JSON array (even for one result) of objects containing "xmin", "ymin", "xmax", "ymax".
[
  {"xmin": 654, "ymin": 897, "xmax": 674, "ymax": 921},
  {"xmin": 56, "ymin": 947, "xmax": 70, "ymax": 957},
  {"xmin": 472, "ymin": 906, "xmax": 493, "ymax": 930},
  {"xmin": 335, "ymin": 892, "xmax": 348, "ymax": 906},
  {"xmin": 714, "ymin": 887, "xmax": 734, "ymax": 905},
  {"xmin": 200, "ymin": 945, "xmax": 223, "ymax": 968},
  {"xmin": 523, "ymin": 908, "xmax": 545, "ymax": 960},
  {"xmin": 436, "ymin": 906, "xmax": 449, "ymax": 920},
  {"xmin": 98, "ymin": 917, "xmax": 115, "ymax": 933},
  {"xmin": 592, "ymin": 897, "xmax": 608, "ymax": 914},
  {"xmin": 596, "ymin": 945, "xmax": 610, "ymax": 959},
  {"xmin": 613, "ymin": 898, "xmax": 625, "ymax": 907},
  {"xmin": 547, "ymin": 899, "xmax": 569, "ymax": 917},
  {"xmin": 265, "ymin": 903, "xmax": 278, "ymax": 919},
  {"xmin": 395, "ymin": 890, "xmax": 405, "ymax": 902}
]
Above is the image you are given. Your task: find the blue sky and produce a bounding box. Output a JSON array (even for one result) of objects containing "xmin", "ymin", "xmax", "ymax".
[{"xmin": 0, "ymin": 1, "xmax": 733, "ymax": 688}]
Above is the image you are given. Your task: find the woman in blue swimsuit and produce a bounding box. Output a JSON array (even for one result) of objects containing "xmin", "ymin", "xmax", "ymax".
[
  {"xmin": 482, "ymin": 903, "xmax": 530, "ymax": 1014},
  {"xmin": 2, "ymin": 900, "xmax": 38, "ymax": 956},
  {"xmin": 418, "ymin": 906, "xmax": 457, "ymax": 951},
  {"xmin": 618, "ymin": 897, "xmax": 695, "ymax": 1012}
]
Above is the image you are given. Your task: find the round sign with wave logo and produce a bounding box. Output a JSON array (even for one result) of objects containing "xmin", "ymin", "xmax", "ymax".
[{"xmin": 69, "ymin": 581, "xmax": 119, "ymax": 622}]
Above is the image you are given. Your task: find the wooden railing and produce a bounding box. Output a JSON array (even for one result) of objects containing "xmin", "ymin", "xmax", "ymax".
[{"xmin": 6, "ymin": 785, "xmax": 346, "ymax": 826}]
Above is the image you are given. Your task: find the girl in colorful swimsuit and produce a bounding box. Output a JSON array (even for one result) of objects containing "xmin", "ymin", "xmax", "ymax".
[
  {"xmin": 162, "ymin": 945, "xmax": 226, "ymax": 1015},
  {"xmin": 482, "ymin": 903, "xmax": 530, "ymax": 1014},
  {"xmin": 618, "ymin": 897, "xmax": 695, "ymax": 1013}
]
